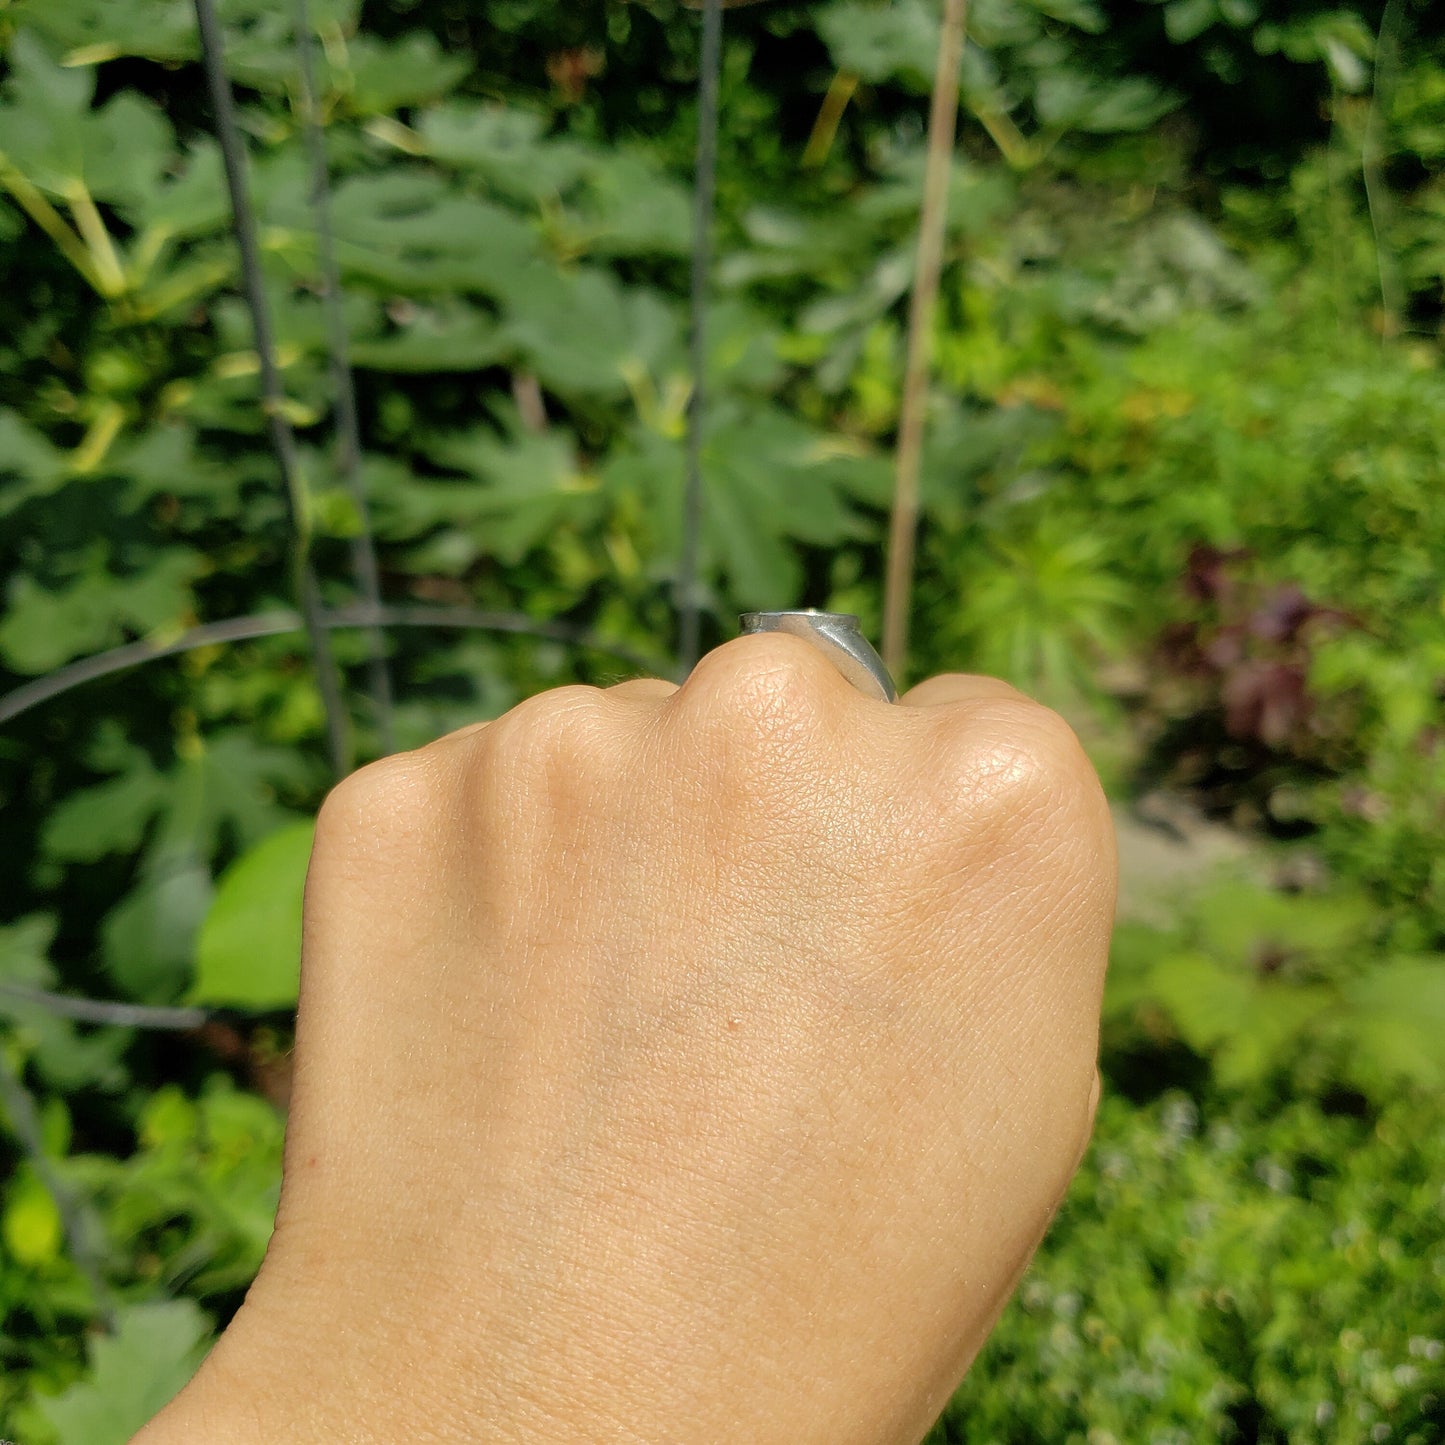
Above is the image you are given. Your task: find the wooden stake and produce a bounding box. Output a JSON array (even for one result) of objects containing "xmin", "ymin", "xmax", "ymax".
[{"xmin": 881, "ymin": 0, "xmax": 969, "ymax": 681}]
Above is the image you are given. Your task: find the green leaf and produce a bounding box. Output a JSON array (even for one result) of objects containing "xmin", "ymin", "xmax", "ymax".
[
  {"xmin": 417, "ymin": 420, "xmax": 599, "ymax": 565},
  {"xmin": 818, "ymin": 0, "xmax": 940, "ymax": 91},
  {"xmin": 102, "ymin": 850, "xmax": 213, "ymax": 1003},
  {"xmin": 1033, "ymin": 70, "xmax": 1178, "ymax": 134},
  {"xmin": 42, "ymin": 763, "xmax": 170, "ymax": 863},
  {"xmin": 604, "ymin": 403, "xmax": 866, "ymax": 609},
  {"xmin": 3, "ymin": 1166, "xmax": 63, "ymax": 1268},
  {"xmin": 1340, "ymin": 957, "xmax": 1445, "ymax": 1091},
  {"xmin": 0, "ymin": 916, "xmax": 130, "ymax": 1091},
  {"xmin": 323, "ymin": 172, "xmax": 538, "ymax": 296},
  {"xmin": 350, "ymin": 299, "xmax": 505, "ymax": 372},
  {"xmin": 0, "ymin": 31, "xmax": 172, "ymax": 202},
  {"xmin": 1164, "ymin": 0, "xmax": 1219, "ymax": 44},
  {"xmin": 1190, "ymin": 882, "xmax": 1375, "ymax": 964},
  {"xmin": 36, "ymin": 1300, "xmax": 212, "ymax": 1445},
  {"xmin": 107, "ymin": 423, "xmax": 244, "ymax": 508},
  {"xmin": 220, "ymin": 0, "xmax": 362, "ymax": 94},
  {"xmin": 0, "ymin": 549, "xmax": 202, "ymax": 673},
  {"xmin": 499, "ymin": 264, "xmax": 677, "ymax": 400},
  {"xmin": 560, "ymin": 153, "xmax": 692, "ymax": 258},
  {"xmin": 123, "ymin": 140, "xmax": 229, "ymax": 239},
  {"xmin": 189, "ymin": 820, "xmax": 314, "ymax": 1009},
  {"xmin": 339, "ymin": 32, "xmax": 471, "ymax": 115},
  {"xmin": 1148, "ymin": 951, "xmax": 1332, "ymax": 1086},
  {"xmin": 948, "ymin": 517, "xmax": 1130, "ymax": 696},
  {"xmin": 10, "ymin": 0, "xmax": 199, "ymax": 64},
  {"xmin": 0, "ymin": 410, "xmax": 69, "ymax": 514},
  {"xmin": 419, "ymin": 102, "xmax": 594, "ymax": 200}
]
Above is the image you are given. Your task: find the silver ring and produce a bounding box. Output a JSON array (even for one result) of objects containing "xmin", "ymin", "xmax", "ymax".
[{"xmin": 739, "ymin": 610, "xmax": 897, "ymax": 703}]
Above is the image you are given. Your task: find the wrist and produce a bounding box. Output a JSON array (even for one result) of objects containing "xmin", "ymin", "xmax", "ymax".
[{"xmin": 130, "ymin": 1275, "xmax": 556, "ymax": 1445}]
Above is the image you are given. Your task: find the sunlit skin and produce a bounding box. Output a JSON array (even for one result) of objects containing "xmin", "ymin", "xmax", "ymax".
[{"xmin": 135, "ymin": 634, "xmax": 1116, "ymax": 1445}]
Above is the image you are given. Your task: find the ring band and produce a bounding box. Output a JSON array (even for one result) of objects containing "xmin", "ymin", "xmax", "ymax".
[{"xmin": 739, "ymin": 611, "xmax": 897, "ymax": 703}]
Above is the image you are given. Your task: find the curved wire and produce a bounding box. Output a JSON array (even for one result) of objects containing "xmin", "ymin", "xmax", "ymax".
[
  {"xmin": 0, "ymin": 604, "xmax": 673, "ymax": 727},
  {"xmin": 0, "ymin": 983, "xmax": 210, "ymax": 1032}
]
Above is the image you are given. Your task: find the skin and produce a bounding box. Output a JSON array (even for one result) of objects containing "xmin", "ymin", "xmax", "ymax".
[{"xmin": 134, "ymin": 634, "xmax": 1116, "ymax": 1445}]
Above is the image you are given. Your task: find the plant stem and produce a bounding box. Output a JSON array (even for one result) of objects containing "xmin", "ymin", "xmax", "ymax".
[
  {"xmin": 65, "ymin": 180, "xmax": 128, "ymax": 297},
  {"xmin": 0, "ymin": 1046, "xmax": 117, "ymax": 1329},
  {"xmin": 294, "ymin": 0, "xmax": 396, "ymax": 755},
  {"xmin": 0, "ymin": 156, "xmax": 109, "ymax": 295},
  {"xmin": 677, "ymin": 0, "xmax": 724, "ymax": 674},
  {"xmin": 802, "ymin": 70, "xmax": 859, "ymax": 169},
  {"xmin": 193, "ymin": 0, "xmax": 353, "ymax": 777},
  {"xmin": 69, "ymin": 400, "xmax": 127, "ymax": 474},
  {"xmin": 881, "ymin": 0, "xmax": 969, "ymax": 682}
]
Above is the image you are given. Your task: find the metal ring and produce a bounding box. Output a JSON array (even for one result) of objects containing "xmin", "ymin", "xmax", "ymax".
[{"xmin": 738, "ymin": 610, "xmax": 897, "ymax": 703}]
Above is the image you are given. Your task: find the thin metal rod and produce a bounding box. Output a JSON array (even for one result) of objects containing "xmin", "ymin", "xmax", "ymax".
[
  {"xmin": 676, "ymin": 0, "xmax": 724, "ymax": 674},
  {"xmin": 1362, "ymin": 0, "xmax": 1404, "ymax": 335},
  {"xmin": 193, "ymin": 0, "xmax": 352, "ymax": 776},
  {"xmin": 0, "ymin": 983, "xmax": 210, "ymax": 1031},
  {"xmin": 294, "ymin": 0, "xmax": 396, "ymax": 753},
  {"xmin": 0, "ymin": 1047, "xmax": 117, "ymax": 1328},
  {"xmin": 881, "ymin": 0, "xmax": 969, "ymax": 681},
  {"xmin": 0, "ymin": 604, "xmax": 670, "ymax": 726}
]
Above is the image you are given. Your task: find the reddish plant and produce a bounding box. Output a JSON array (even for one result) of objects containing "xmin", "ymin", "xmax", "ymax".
[{"xmin": 1157, "ymin": 546, "xmax": 1356, "ymax": 756}]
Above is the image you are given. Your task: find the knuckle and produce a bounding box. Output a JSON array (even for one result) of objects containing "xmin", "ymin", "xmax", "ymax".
[
  {"xmin": 481, "ymin": 684, "xmax": 610, "ymax": 774},
  {"xmin": 949, "ymin": 700, "xmax": 1109, "ymax": 843},
  {"xmin": 314, "ymin": 751, "xmax": 442, "ymax": 856},
  {"xmin": 968, "ymin": 700, "xmax": 1084, "ymax": 792},
  {"xmin": 679, "ymin": 634, "xmax": 843, "ymax": 739},
  {"xmin": 919, "ymin": 697, "xmax": 1116, "ymax": 928}
]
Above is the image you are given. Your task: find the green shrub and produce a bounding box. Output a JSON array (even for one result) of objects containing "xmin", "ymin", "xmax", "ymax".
[{"xmin": 935, "ymin": 1091, "xmax": 1445, "ymax": 1445}]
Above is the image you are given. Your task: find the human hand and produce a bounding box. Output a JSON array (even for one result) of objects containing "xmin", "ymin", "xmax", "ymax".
[{"xmin": 136, "ymin": 634, "xmax": 1115, "ymax": 1444}]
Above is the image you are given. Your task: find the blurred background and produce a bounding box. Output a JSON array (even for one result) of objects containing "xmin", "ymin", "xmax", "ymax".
[{"xmin": 1, "ymin": 0, "xmax": 1443, "ymax": 1440}]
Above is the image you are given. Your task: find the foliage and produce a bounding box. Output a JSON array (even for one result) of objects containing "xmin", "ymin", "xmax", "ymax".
[
  {"xmin": 26, "ymin": 1300, "xmax": 213, "ymax": 1445},
  {"xmin": 190, "ymin": 818, "xmax": 313, "ymax": 1008},
  {"xmin": 1107, "ymin": 877, "xmax": 1445, "ymax": 1097},
  {"xmin": 3, "ymin": 1078, "xmax": 282, "ymax": 1436},
  {"xmin": 1, "ymin": 0, "xmax": 1444, "ymax": 1436},
  {"xmin": 933, "ymin": 1090, "xmax": 1445, "ymax": 1445}
]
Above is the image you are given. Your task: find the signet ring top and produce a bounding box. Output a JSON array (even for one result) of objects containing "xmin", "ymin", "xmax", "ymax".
[{"xmin": 738, "ymin": 611, "xmax": 897, "ymax": 704}]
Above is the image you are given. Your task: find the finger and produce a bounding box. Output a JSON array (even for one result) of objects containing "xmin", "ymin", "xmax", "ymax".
[
  {"xmin": 422, "ymin": 678, "xmax": 674, "ymax": 755},
  {"xmin": 674, "ymin": 631, "xmax": 874, "ymax": 715},
  {"xmin": 899, "ymin": 673, "xmax": 1031, "ymax": 710},
  {"xmin": 605, "ymin": 676, "xmax": 678, "ymax": 707},
  {"xmin": 428, "ymin": 718, "xmax": 493, "ymax": 749}
]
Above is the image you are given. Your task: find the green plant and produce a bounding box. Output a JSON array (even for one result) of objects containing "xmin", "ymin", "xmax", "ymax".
[
  {"xmin": 930, "ymin": 514, "xmax": 1131, "ymax": 701},
  {"xmin": 932, "ymin": 1090, "xmax": 1445, "ymax": 1445},
  {"xmin": 1107, "ymin": 877, "xmax": 1445, "ymax": 1098}
]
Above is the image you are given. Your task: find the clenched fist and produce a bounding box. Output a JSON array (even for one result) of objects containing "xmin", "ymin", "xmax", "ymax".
[{"xmin": 136, "ymin": 635, "xmax": 1115, "ymax": 1444}]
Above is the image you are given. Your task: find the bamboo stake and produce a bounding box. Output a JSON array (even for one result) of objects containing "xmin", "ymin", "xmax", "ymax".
[{"xmin": 881, "ymin": 0, "xmax": 969, "ymax": 681}]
